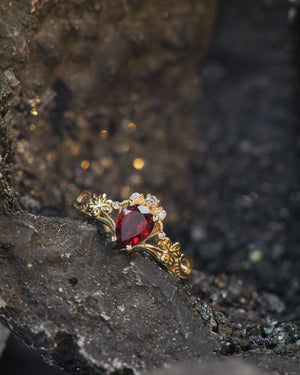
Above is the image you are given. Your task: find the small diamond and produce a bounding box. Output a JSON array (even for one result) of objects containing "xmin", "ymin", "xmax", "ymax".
[
  {"xmin": 112, "ymin": 201, "xmax": 120, "ymax": 209},
  {"xmin": 111, "ymin": 235, "xmax": 117, "ymax": 242},
  {"xmin": 126, "ymin": 244, "xmax": 132, "ymax": 251},
  {"xmin": 158, "ymin": 232, "xmax": 166, "ymax": 240},
  {"xmin": 153, "ymin": 216, "xmax": 159, "ymax": 222},
  {"xmin": 146, "ymin": 195, "xmax": 158, "ymax": 206},
  {"xmin": 130, "ymin": 192, "xmax": 141, "ymax": 202},
  {"xmin": 157, "ymin": 209, "xmax": 167, "ymax": 220}
]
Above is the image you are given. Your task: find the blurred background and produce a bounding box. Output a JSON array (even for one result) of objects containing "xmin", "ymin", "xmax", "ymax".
[{"xmin": 0, "ymin": 0, "xmax": 299, "ymax": 373}]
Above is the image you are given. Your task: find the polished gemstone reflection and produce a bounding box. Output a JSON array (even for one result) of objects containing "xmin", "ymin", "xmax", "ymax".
[{"xmin": 116, "ymin": 204, "xmax": 154, "ymax": 249}]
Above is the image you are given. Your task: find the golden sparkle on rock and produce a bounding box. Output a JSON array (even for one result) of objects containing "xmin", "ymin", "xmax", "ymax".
[
  {"xmin": 133, "ymin": 158, "xmax": 145, "ymax": 170},
  {"xmin": 30, "ymin": 96, "xmax": 40, "ymax": 116},
  {"xmin": 17, "ymin": 141, "xmax": 25, "ymax": 153},
  {"xmin": 33, "ymin": 97, "xmax": 41, "ymax": 105},
  {"xmin": 29, "ymin": 124, "xmax": 36, "ymax": 131},
  {"xmin": 100, "ymin": 130, "xmax": 108, "ymax": 139},
  {"xmin": 128, "ymin": 122, "xmax": 136, "ymax": 131},
  {"xmin": 81, "ymin": 160, "xmax": 90, "ymax": 170},
  {"xmin": 31, "ymin": 108, "xmax": 38, "ymax": 116}
]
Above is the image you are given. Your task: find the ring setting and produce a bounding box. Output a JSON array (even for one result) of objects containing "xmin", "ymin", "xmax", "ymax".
[{"xmin": 75, "ymin": 191, "xmax": 193, "ymax": 279}]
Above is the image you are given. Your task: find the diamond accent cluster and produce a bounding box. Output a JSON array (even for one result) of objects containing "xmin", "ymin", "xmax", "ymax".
[
  {"xmin": 130, "ymin": 192, "xmax": 167, "ymax": 221},
  {"xmin": 158, "ymin": 232, "xmax": 166, "ymax": 240},
  {"xmin": 157, "ymin": 209, "xmax": 167, "ymax": 220},
  {"xmin": 146, "ymin": 195, "xmax": 158, "ymax": 206},
  {"xmin": 112, "ymin": 201, "xmax": 120, "ymax": 209},
  {"xmin": 130, "ymin": 192, "xmax": 141, "ymax": 202}
]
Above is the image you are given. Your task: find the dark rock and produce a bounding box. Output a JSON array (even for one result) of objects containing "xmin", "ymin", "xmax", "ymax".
[
  {"xmin": 260, "ymin": 292, "xmax": 286, "ymax": 315},
  {"xmin": 0, "ymin": 323, "xmax": 10, "ymax": 358},
  {"xmin": 150, "ymin": 359, "xmax": 269, "ymax": 375},
  {"xmin": 0, "ymin": 212, "xmax": 217, "ymax": 374},
  {"xmin": 191, "ymin": 270, "xmax": 300, "ymax": 372},
  {"xmin": 0, "ymin": 0, "xmax": 218, "ymax": 216},
  {"xmin": 193, "ymin": 0, "xmax": 300, "ymax": 319},
  {"xmin": 1, "ymin": 212, "xmax": 299, "ymax": 374}
]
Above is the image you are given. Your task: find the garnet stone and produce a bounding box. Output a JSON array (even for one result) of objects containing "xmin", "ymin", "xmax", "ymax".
[{"xmin": 116, "ymin": 204, "xmax": 154, "ymax": 249}]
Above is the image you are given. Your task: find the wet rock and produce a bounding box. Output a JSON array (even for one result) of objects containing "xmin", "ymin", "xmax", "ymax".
[{"xmin": 0, "ymin": 212, "xmax": 217, "ymax": 374}]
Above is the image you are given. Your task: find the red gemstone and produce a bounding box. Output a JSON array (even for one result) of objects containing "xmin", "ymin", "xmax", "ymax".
[{"xmin": 116, "ymin": 204, "xmax": 154, "ymax": 249}]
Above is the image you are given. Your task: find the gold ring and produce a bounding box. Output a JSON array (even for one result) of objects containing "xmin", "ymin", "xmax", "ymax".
[{"xmin": 74, "ymin": 191, "xmax": 193, "ymax": 279}]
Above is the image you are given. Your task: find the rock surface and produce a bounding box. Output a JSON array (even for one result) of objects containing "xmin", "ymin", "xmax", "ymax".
[
  {"xmin": 150, "ymin": 359, "xmax": 268, "ymax": 375},
  {"xmin": 0, "ymin": 0, "xmax": 217, "ymax": 219},
  {"xmin": 0, "ymin": 212, "xmax": 299, "ymax": 374},
  {"xmin": 0, "ymin": 212, "xmax": 216, "ymax": 374},
  {"xmin": 0, "ymin": 324, "xmax": 10, "ymax": 358}
]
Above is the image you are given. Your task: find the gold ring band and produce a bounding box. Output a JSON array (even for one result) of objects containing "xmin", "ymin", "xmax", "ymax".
[{"xmin": 74, "ymin": 191, "xmax": 193, "ymax": 279}]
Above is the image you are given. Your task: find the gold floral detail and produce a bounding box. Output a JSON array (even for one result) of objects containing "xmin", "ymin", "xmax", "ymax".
[
  {"xmin": 75, "ymin": 192, "xmax": 115, "ymax": 233},
  {"xmin": 158, "ymin": 238, "xmax": 181, "ymax": 266}
]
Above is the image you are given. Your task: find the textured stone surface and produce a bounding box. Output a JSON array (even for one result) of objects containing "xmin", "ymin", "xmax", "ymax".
[
  {"xmin": 0, "ymin": 0, "xmax": 218, "ymax": 219},
  {"xmin": 0, "ymin": 212, "xmax": 299, "ymax": 374},
  {"xmin": 150, "ymin": 359, "xmax": 269, "ymax": 375},
  {"xmin": 0, "ymin": 212, "xmax": 216, "ymax": 374}
]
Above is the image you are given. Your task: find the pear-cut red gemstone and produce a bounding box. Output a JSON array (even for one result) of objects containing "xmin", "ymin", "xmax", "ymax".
[{"xmin": 116, "ymin": 204, "xmax": 154, "ymax": 249}]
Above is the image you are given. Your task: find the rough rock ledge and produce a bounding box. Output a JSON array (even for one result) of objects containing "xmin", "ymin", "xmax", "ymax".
[{"xmin": 0, "ymin": 212, "xmax": 216, "ymax": 374}]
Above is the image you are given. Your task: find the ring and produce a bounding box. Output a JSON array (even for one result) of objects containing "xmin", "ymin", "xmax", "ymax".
[{"xmin": 74, "ymin": 191, "xmax": 193, "ymax": 279}]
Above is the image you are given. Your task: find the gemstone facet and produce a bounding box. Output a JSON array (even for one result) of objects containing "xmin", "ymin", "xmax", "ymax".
[
  {"xmin": 130, "ymin": 192, "xmax": 141, "ymax": 202},
  {"xmin": 112, "ymin": 201, "xmax": 120, "ymax": 209},
  {"xmin": 157, "ymin": 208, "xmax": 167, "ymax": 220},
  {"xmin": 146, "ymin": 195, "xmax": 158, "ymax": 207},
  {"xmin": 116, "ymin": 204, "xmax": 154, "ymax": 249},
  {"xmin": 158, "ymin": 232, "xmax": 166, "ymax": 240}
]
